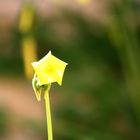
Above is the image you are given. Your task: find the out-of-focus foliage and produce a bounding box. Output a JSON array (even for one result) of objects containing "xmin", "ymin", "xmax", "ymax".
[
  {"xmin": 0, "ymin": 0, "xmax": 140, "ymax": 140},
  {"xmin": 19, "ymin": 4, "xmax": 37, "ymax": 79},
  {"xmin": 0, "ymin": 109, "xmax": 8, "ymax": 138}
]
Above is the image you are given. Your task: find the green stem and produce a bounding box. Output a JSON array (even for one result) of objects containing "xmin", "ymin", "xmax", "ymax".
[{"xmin": 44, "ymin": 84, "xmax": 53, "ymax": 140}]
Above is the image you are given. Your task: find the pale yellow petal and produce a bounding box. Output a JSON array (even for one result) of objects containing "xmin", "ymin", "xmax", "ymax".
[{"xmin": 32, "ymin": 51, "xmax": 68, "ymax": 86}]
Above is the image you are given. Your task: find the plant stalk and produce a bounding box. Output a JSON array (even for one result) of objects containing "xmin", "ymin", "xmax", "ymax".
[{"xmin": 44, "ymin": 84, "xmax": 53, "ymax": 140}]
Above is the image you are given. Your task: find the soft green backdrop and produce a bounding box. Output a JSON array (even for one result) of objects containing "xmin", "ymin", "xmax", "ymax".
[{"xmin": 0, "ymin": 1, "xmax": 140, "ymax": 140}]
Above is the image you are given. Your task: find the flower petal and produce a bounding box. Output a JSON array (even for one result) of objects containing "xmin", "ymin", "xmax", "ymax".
[{"xmin": 32, "ymin": 51, "xmax": 68, "ymax": 86}]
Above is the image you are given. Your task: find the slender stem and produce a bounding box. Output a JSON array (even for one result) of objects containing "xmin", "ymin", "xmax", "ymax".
[{"xmin": 44, "ymin": 84, "xmax": 53, "ymax": 140}]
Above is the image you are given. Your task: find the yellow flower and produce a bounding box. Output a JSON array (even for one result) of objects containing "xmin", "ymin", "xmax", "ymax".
[
  {"xmin": 32, "ymin": 51, "xmax": 68, "ymax": 86},
  {"xmin": 32, "ymin": 51, "xmax": 67, "ymax": 140}
]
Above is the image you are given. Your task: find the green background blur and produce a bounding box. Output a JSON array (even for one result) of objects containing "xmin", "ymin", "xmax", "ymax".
[{"xmin": 0, "ymin": 0, "xmax": 140, "ymax": 140}]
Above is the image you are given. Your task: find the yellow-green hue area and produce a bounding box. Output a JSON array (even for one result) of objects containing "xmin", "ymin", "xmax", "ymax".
[
  {"xmin": 19, "ymin": 5, "xmax": 35, "ymax": 33},
  {"xmin": 77, "ymin": 0, "xmax": 91, "ymax": 4},
  {"xmin": 32, "ymin": 74, "xmax": 42, "ymax": 101},
  {"xmin": 44, "ymin": 84, "xmax": 53, "ymax": 140},
  {"xmin": 32, "ymin": 51, "xmax": 67, "ymax": 86},
  {"xmin": 22, "ymin": 37, "xmax": 37, "ymax": 79},
  {"xmin": 19, "ymin": 4, "xmax": 37, "ymax": 79}
]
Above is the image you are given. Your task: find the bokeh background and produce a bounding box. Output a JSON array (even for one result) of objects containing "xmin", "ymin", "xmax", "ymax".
[{"xmin": 0, "ymin": 0, "xmax": 140, "ymax": 140}]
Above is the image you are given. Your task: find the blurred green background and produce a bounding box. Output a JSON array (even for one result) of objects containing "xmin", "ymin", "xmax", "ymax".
[{"xmin": 0, "ymin": 0, "xmax": 140, "ymax": 140}]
